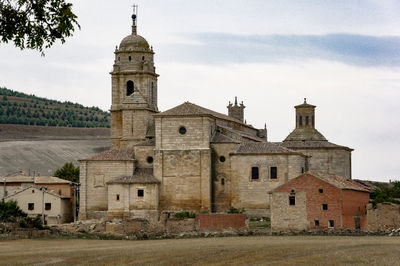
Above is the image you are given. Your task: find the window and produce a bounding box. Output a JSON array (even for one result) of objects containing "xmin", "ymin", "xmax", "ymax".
[
  {"xmin": 270, "ymin": 167, "xmax": 277, "ymax": 179},
  {"xmin": 179, "ymin": 126, "xmax": 186, "ymax": 135},
  {"xmin": 138, "ymin": 189, "xmax": 144, "ymax": 197},
  {"xmin": 289, "ymin": 195, "xmax": 296, "ymax": 205},
  {"xmin": 251, "ymin": 167, "xmax": 259, "ymax": 180},
  {"xmin": 28, "ymin": 203, "xmax": 34, "ymax": 210},
  {"xmin": 142, "ymin": 56, "xmax": 145, "ymax": 61},
  {"xmin": 126, "ymin": 80, "xmax": 134, "ymax": 96},
  {"xmin": 32, "ymin": 190, "xmax": 35, "ymax": 193},
  {"xmin": 312, "ymin": 116, "xmax": 315, "ymax": 126},
  {"xmin": 128, "ymin": 56, "xmax": 132, "ymax": 61},
  {"xmin": 116, "ymin": 194, "xmax": 120, "ymax": 201},
  {"xmin": 306, "ymin": 116, "xmax": 309, "ymax": 125},
  {"xmin": 314, "ymin": 220, "xmax": 320, "ymax": 226},
  {"xmin": 319, "ymin": 189, "xmax": 323, "ymax": 193},
  {"xmin": 147, "ymin": 156, "xmax": 154, "ymax": 164},
  {"xmin": 221, "ymin": 178, "xmax": 225, "ymax": 185},
  {"xmin": 328, "ymin": 220, "xmax": 334, "ymax": 228},
  {"xmin": 299, "ymin": 116, "xmax": 303, "ymax": 126},
  {"xmin": 301, "ymin": 167, "xmax": 304, "ymax": 173},
  {"xmin": 219, "ymin": 156, "xmax": 226, "ymax": 163},
  {"xmin": 45, "ymin": 203, "xmax": 51, "ymax": 211},
  {"xmin": 322, "ymin": 204, "xmax": 328, "ymax": 210}
]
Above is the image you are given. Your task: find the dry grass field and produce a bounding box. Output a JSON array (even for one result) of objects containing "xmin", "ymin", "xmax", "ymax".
[
  {"xmin": 0, "ymin": 236, "xmax": 399, "ymax": 265},
  {"xmin": 0, "ymin": 124, "xmax": 110, "ymax": 175}
]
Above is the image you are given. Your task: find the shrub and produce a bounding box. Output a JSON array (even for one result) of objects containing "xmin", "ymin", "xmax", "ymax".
[
  {"xmin": 174, "ymin": 211, "xmax": 196, "ymax": 219},
  {"xmin": 18, "ymin": 216, "xmax": 43, "ymax": 229},
  {"xmin": 227, "ymin": 207, "xmax": 245, "ymax": 214},
  {"xmin": 0, "ymin": 200, "xmax": 27, "ymax": 222}
]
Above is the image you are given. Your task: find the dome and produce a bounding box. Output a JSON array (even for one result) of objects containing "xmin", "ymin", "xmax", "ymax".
[{"xmin": 119, "ymin": 34, "xmax": 150, "ymax": 50}]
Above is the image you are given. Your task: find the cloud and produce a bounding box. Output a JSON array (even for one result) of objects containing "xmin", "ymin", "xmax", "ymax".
[{"xmin": 158, "ymin": 33, "xmax": 400, "ymax": 67}]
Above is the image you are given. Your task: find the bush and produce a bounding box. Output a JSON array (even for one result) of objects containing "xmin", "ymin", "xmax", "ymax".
[
  {"xmin": 174, "ymin": 211, "xmax": 196, "ymax": 219},
  {"xmin": 0, "ymin": 200, "xmax": 27, "ymax": 222},
  {"xmin": 227, "ymin": 207, "xmax": 245, "ymax": 214},
  {"xmin": 18, "ymin": 216, "xmax": 43, "ymax": 229}
]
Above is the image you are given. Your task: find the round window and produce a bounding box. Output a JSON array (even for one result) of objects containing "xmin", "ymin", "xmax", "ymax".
[
  {"xmin": 179, "ymin": 126, "xmax": 186, "ymax": 135},
  {"xmin": 219, "ymin": 156, "xmax": 226, "ymax": 162},
  {"xmin": 147, "ymin": 156, "xmax": 154, "ymax": 164}
]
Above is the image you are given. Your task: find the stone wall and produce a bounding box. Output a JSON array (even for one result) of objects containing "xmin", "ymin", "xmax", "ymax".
[
  {"xmin": 297, "ymin": 149, "xmax": 352, "ymax": 179},
  {"xmin": 230, "ymin": 154, "xmax": 305, "ymax": 215},
  {"xmin": 271, "ymin": 192, "xmax": 308, "ymax": 231},
  {"xmin": 367, "ymin": 203, "xmax": 400, "ymax": 231},
  {"xmin": 79, "ymin": 160, "xmax": 135, "ymax": 220}
]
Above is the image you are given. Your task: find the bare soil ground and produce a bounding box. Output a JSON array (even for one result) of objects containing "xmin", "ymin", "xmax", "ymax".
[
  {"xmin": 0, "ymin": 236, "xmax": 399, "ymax": 265},
  {"xmin": 0, "ymin": 124, "xmax": 110, "ymax": 175}
]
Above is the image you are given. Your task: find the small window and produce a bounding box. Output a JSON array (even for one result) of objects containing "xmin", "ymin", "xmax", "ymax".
[
  {"xmin": 289, "ymin": 196, "xmax": 296, "ymax": 206},
  {"xmin": 251, "ymin": 167, "xmax": 259, "ymax": 180},
  {"xmin": 118, "ymin": 57, "xmax": 120, "ymax": 61},
  {"xmin": 221, "ymin": 178, "xmax": 225, "ymax": 185},
  {"xmin": 319, "ymin": 189, "xmax": 323, "ymax": 193},
  {"xmin": 301, "ymin": 167, "xmax": 304, "ymax": 173},
  {"xmin": 138, "ymin": 189, "xmax": 144, "ymax": 197},
  {"xmin": 45, "ymin": 203, "xmax": 51, "ymax": 211},
  {"xmin": 299, "ymin": 116, "xmax": 303, "ymax": 126},
  {"xmin": 128, "ymin": 56, "xmax": 132, "ymax": 61},
  {"xmin": 116, "ymin": 194, "xmax": 120, "ymax": 201},
  {"xmin": 179, "ymin": 126, "xmax": 186, "ymax": 135},
  {"xmin": 28, "ymin": 203, "xmax": 34, "ymax": 210},
  {"xmin": 32, "ymin": 190, "xmax": 35, "ymax": 193},
  {"xmin": 312, "ymin": 116, "xmax": 315, "ymax": 126},
  {"xmin": 270, "ymin": 167, "xmax": 277, "ymax": 179},
  {"xmin": 147, "ymin": 156, "xmax": 154, "ymax": 164},
  {"xmin": 126, "ymin": 80, "xmax": 134, "ymax": 96},
  {"xmin": 322, "ymin": 204, "xmax": 328, "ymax": 211},
  {"xmin": 314, "ymin": 220, "xmax": 320, "ymax": 226},
  {"xmin": 219, "ymin": 156, "xmax": 226, "ymax": 163},
  {"xmin": 306, "ymin": 116, "xmax": 309, "ymax": 125},
  {"xmin": 328, "ymin": 220, "xmax": 334, "ymax": 228},
  {"xmin": 142, "ymin": 56, "xmax": 145, "ymax": 61}
]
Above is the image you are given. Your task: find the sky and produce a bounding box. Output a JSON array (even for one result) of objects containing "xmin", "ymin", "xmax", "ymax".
[{"xmin": 0, "ymin": 0, "xmax": 399, "ymax": 181}]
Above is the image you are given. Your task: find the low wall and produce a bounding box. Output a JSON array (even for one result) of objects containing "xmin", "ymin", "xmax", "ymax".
[
  {"xmin": 367, "ymin": 203, "xmax": 400, "ymax": 231},
  {"xmin": 196, "ymin": 214, "xmax": 246, "ymax": 229}
]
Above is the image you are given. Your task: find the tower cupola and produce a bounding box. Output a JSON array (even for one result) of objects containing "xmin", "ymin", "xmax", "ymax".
[{"xmin": 295, "ymin": 98, "xmax": 316, "ymax": 129}]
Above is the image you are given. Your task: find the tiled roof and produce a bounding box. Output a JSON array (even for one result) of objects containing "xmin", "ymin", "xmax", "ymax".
[
  {"xmin": 156, "ymin": 102, "xmax": 253, "ymax": 128},
  {"xmin": 284, "ymin": 128, "xmax": 327, "ymax": 141},
  {"xmin": 211, "ymin": 131, "xmax": 241, "ymax": 144},
  {"xmin": 217, "ymin": 125, "xmax": 265, "ymax": 142},
  {"xmin": 5, "ymin": 185, "xmax": 70, "ymax": 199},
  {"xmin": 81, "ymin": 148, "xmax": 135, "ymax": 161},
  {"xmin": 134, "ymin": 138, "xmax": 155, "ymax": 146},
  {"xmin": 351, "ymin": 179, "xmax": 379, "ymax": 191},
  {"xmin": 107, "ymin": 167, "xmax": 159, "ymax": 184},
  {"xmin": 234, "ymin": 142, "xmax": 304, "ymax": 155},
  {"xmin": 311, "ymin": 173, "xmax": 370, "ymax": 192},
  {"xmin": 3, "ymin": 176, "xmax": 71, "ymax": 184},
  {"xmin": 280, "ymin": 140, "xmax": 353, "ymax": 151}
]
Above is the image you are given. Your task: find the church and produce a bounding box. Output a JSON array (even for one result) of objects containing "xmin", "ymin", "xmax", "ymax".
[{"xmin": 78, "ymin": 12, "xmax": 352, "ymax": 221}]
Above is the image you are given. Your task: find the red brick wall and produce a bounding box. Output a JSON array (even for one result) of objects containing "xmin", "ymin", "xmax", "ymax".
[
  {"xmin": 196, "ymin": 214, "xmax": 246, "ymax": 229},
  {"xmin": 341, "ymin": 190, "xmax": 369, "ymax": 229}
]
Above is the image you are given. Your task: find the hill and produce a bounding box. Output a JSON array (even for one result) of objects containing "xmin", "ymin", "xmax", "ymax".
[
  {"xmin": 0, "ymin": 87, "xmax": 110, "ymax": 128},
  {"xmin": 0, "ymin": 124, "xmax": 110, "ymax": 176}
]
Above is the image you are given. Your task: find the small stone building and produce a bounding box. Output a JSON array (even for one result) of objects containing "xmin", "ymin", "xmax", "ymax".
[
  {"xmin": 5, "ymin": 186, "xmax": 73, "ymax": 224},
  {"xmin": 271, "ymin": 173, "xmax": 370, "ymax": 231},
  {"xmin": 78, "ymin": 12, "xmax": 355, "ymax": 221}
]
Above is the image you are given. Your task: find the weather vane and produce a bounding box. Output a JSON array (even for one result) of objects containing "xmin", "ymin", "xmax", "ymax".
[{"xmin": 132, "ymin": 4, "xmax": 138, "ymax": 21}]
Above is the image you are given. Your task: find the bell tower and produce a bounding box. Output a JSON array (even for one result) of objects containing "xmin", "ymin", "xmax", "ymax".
[{"xmin": 110, "ymin": 6, "xmax": 159, "ymax": 148}]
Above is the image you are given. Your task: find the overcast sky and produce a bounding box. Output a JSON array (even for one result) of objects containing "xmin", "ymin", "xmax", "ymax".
[{"xmin": 0, "ymin": 0, "xmax": 399, "ymax": 181}]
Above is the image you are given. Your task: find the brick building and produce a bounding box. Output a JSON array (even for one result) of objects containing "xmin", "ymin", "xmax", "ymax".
[
  {"xmin": 79, "ymin": 11, "xmax": 355, "ymax": 221},
  {"xmin": 271, "ymin": 173, "xmax": 370, "ymax": 231}
]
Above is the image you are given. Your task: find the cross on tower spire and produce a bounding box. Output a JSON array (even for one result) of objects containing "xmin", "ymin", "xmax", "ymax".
[{"xmin": 131, "ymin": 4, "xmax": 138, "ymax": 35}]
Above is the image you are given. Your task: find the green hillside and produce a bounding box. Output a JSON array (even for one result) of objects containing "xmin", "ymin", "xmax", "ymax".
[{"xmin": 0, "ymin": 87, "xmax": 110, "ymax": 128}]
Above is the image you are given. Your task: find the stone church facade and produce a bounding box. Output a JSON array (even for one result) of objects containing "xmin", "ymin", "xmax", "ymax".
[{"xmin": 78, "ymin": 14, "xmax": 352, "ymax": 220}]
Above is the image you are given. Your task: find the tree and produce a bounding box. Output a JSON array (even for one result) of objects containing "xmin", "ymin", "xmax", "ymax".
[
  {"xmin": 54, "ymin": 162, "xmax": 79, "ymax": 182},
  {"xmin": 0, "ymin": 0, "xmax": 80, "ymax": 54},
  {"xmin": 0, "ymin": 200, "xmax": 27, "ymax": 222}
]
